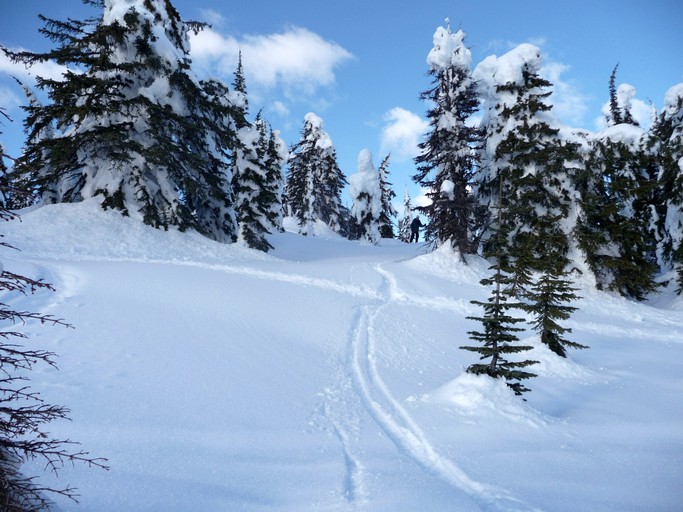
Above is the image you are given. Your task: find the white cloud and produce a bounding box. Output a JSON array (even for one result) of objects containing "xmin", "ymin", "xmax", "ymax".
[
  {"xmin": 380, "ymin": 107, "xmax": 428, "ymax": 163},
  {"xmin": 189, "ymin": 26, "xmax": 353, "ymax": 96},
  {"xmin": 540, "ymin": 60, "xmax": 590, "ymax": 127},
  {"xmin": 198, "ymin": 8, "xmax": 227, "ymax": 28}
]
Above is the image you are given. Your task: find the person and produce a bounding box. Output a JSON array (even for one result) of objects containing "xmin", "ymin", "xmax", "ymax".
[{"xmin": 410, "ymin": 217, "xmax": 424, "ymax": 243}]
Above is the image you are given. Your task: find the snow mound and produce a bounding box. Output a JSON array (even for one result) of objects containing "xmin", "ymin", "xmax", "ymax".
[{"xmin": 422, "ymin": 373, "xmax": 548, "ymax": 428}]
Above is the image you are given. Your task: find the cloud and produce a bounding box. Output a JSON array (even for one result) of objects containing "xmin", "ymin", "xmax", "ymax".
[
  {"xmin": 189, "ymin": 26, "xmax": 353, "ymax": 96},
  {"xmin": 380, "ymin": 107, "xmax": 428, "ymax": 163},
  {"xmin": 540, "ymin": 60, "xmax": 590, "ymax": 127}
]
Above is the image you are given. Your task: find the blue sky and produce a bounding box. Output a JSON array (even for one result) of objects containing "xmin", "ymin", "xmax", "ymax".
[{"xmin": 1, "ymin": 0, "xmax": 682, "ymax": 207}]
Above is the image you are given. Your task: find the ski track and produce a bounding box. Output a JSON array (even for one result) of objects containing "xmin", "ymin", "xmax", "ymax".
[
  {"xmin": 343, "ymin": 264, "xmax": 543, "ymax": 511},
  {"xmin": 29, "ymin": 252, "xmax": 542, "ymax": 509}
]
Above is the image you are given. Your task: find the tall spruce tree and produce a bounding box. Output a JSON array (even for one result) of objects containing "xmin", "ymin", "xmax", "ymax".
[
  {"xmin": 574, "ymin": 73, "xmax": 659, "ymax": 300},
  {"xmin": 414, "ymin": 24, "xmax": 482, "ymax": 255},
  {"xmin": 475, "ymin": 44, "xmax": 581, "ymax": 294},
  {"xmin": 232, "ymin": 113, "xmax": 274, "ymax": 252},
  {"xmin": 651, "ymin": 84, "xmax": 683, "ymax": 290},
  {"xmin": 2, "ymin": 0, "xmax": 236, "ymax": 242},
  {"xmin": 286, "ymin": 113, "xmax": 346, "ymax": 235},
  {"xmin": 377, "ymin": 154, "xmax": 397, "ymax": 239}
]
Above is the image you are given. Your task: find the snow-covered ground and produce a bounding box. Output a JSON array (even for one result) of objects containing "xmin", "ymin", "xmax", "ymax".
[{"xmin": 3, "ymin": 200, "xmax": 682, "ymax": 511}]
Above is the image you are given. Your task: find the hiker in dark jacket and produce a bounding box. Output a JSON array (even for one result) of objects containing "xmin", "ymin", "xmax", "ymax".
[{"xmin": 410, "ymin": 217, "xmax": 424, "ymax": 243}]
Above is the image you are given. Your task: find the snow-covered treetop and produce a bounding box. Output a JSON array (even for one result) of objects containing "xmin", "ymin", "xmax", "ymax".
[
  {"xmin": 426, "ymin": 25, "xmax": 472, "ymax": 71},
  {"xmin": 664, "ymin": 83, "xmax": 683, "ymax": 121},
  {"xmin": 303, "ymin": 112, "xmax": 334, "ymax": 152},
  {"xmin": 350, "ymin": 149, "xmax": 381, "ymax": 214},
  {"xmin": 595, "ymin": 123, "xmax": 645, "ymax": 145},
  {"xmin": 473, "ymin": 43, "xmax": 542, "ymax": 93},
  {"xmin": 103, "ymin": 0, "xmax": 190, "ymax": 66}
]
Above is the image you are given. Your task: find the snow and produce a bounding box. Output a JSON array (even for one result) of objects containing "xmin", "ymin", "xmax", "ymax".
[
  {"xmin": 427, "ymin": 25, "xmax": 472, "ymax": 71},
  {"xmin": 3, "ymin": 201, "xmax": 683, "ymax": 511}
]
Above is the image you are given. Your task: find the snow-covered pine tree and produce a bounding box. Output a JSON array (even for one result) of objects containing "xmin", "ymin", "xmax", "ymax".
[
  {"xmin": 414, "ymin": 23, "xmax": 483, "ymax": 255},
  {"xmin": 349, "ymin": 149, "xmax": 382, "ymax": 244},
  {"xmin": 398, "ymin": 186, "xmax": 413, "ymax": 243},
  {"xmin": 232, "ymin": 112, "xmax": 274, "ymax": 252},
  {"xmin": 523, "ymin": 270, "xmax": 588, "ymax": 357},
  {"xmin": 650, "ymin": 84, "xmax": 683, "ymax": 290},
  {"xmin": 475, "ymin": 44, "xmax": 581, "ymax": 293},
  {"xmin": 3, "ymin": 0, "xmax": 236, "ymax": 241},
  {"xmin": 377, "ymin": 154, "xmax": 397, "ymax": 239},
  {"xmin": 286, "ymin": 113, "xmax": 347, "ymax": 235},
  {"xmin": 263, "ymin": 124, "xmax": 287, "ymax": 233},
  {"xmin": 574, "ymin": 75, "xmax": 659, "ymax": 300}
]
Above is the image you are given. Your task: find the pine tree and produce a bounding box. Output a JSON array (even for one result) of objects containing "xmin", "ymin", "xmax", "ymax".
[
  {"xmin": 476, "ymin": 46, "xmax": 580, "ymax": 293},
  {"xmin": 574, "ymin": 130, "xmax": 659, "ymax": 300},
  {"xmin": 2, "ymin": 0, "xmax": 236, "ymax": 242},
  {"xmin": 286, "ymin": 113, "xmax": 346, "ymax": 235},
  {"xmin": 461, "ymin": 184, "xmax": 538, "ymax": 396},
  {"xmin": 262, "ymin": 125, "xmax": 287, "ymax": 233},
  {"xmin": 232, "ymin": 113, "xmax": 273, "ymax": 252},
  {"xmin": 460, "ymin": 260, "xmax": 538, "ymax": 396},
  {"xmin": 377, "ymin": 154, "xmax": 397, "ymax": 239},
  {"xmin": 414, "ymin": 24, "xmax": 482, "ymax": 254},
  {"xmin": 523, "ymin": 271, "xmax": 587, "ymax": 357},
  {"xmin": 398, "ymin": 186, "xmax": 413, "ymax": 243},
  {"xmin": 650, "ymin": 85, "xmax": 683, "ymax": 290},
  {"xmin": 349, "ymin": 149, "xmax": 382, "ymax": 244}
]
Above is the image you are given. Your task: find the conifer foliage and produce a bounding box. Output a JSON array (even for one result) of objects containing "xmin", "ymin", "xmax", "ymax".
[
  {"xmin": 461, "ymin": 260, "xmax": 539, "ymax": 396},
  {"xmin": 414, "ymin": 24, "xmax": 482, "ymax": 254},
  {"xmin": 286, "ymin": 113, "xmax": 347, "ymax": 235},
  {"xmin": 3, "ymin": 0, "xmax": 237, "ymax": 242},
  {"xmin": 349, "ymin": 149, "xmax": 382, "ymax": 244}
]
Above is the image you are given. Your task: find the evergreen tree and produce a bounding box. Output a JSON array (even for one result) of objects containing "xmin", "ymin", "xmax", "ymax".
[
  {"xmin": 377, "ymin": 154, "xmax": 397, "ymax": 239},
  {"xmin": 414, "ymin": 24, "xmax": 482, "ymax": 254},
  {"xmin": 286, "ymin": 113, "xmax": 346, "ymax": 235},
  {"xmin": 461, "ymin": 184, "xmax": 538, "ymax": 396},
  {"xmin": 349, "ymin": 149, "xmax": 382, "ymax": 244},
  {"xmin": 650, "ymin": 84, "xmax": 683, "ymax": 290},
  {"xmin": 262, "ymin": 124, "xmax": 287, "ymax": 233},
  {"xmin": 460, "ymin": 260, "xmax": 538, "ymax": 396},
  {"xmin": 476, "ymin": 45, "xmax": 580, "ymax": 294},
  {"xmin": 574, "ymin": 129, "xmax": 659, "ymax": 300},
  {"xmin": 2, "ymin": 0, "xmax": 236, "ymax": 242},
  {"xmin": 523, "ymin": 271, "xmax": 587, "ymax": 357},
  {"xmin": 398, "ymin": 186, "xmax": 413, "ymax": 243},
  {"xmin": 232, "ymin": 113, "xmax": 273, "ymax": 252}
]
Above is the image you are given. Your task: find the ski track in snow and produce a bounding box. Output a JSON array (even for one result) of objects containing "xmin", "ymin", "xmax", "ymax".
[
  {"xmin": 341, "ymin": 264, "xmax": 542, "ymax": 512},
  {"xmin": 28, "ymin": 250, "xmax": 539, "ymax": 509}
]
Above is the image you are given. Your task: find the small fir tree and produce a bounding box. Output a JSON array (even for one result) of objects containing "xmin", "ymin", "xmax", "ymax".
[
  {"xmin": 460, "ymin": 261, "xmax": 538, "ymax": 396},
  {"xmin": 460, "ymin": 189, "xmax": 538, "ymax": 396},
  {"xmin": 523, "ymin": 271, "xmax": 587, "ymax": 357}
]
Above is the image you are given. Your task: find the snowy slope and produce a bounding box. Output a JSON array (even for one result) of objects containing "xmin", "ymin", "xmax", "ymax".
[{"xmin": 2, "ymin": 200, "xmax": 682, "ymax": 512}]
